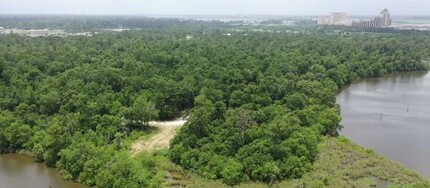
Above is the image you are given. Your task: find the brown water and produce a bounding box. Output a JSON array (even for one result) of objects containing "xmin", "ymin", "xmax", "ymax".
[
  {"xmin": 337, "ymin": 71, "xmax": 430, "ymax": 179},
  {"xmin": 0, "ymin": 154, "xmax": 87, "ymax": 188}
]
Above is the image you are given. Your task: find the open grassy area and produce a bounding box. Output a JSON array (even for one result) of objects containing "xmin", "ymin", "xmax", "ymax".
[{"xmin": 166, "ymin": 136, "xmax": 429, "ymax": 188}]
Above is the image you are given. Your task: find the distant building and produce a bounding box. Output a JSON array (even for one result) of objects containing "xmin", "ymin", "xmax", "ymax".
[
  {"xmin": 380, "ymin": 8, "xmax": 392, "ymax": 26},
  {"xmin": 330, "ymin": 12, "xmax": 347, "ymax": 24},
  {"xmin": 352, "ymin": 8, "xmax": 392, "ymax": 28},
  {"xmin": 318, "ymin": 17, "xmax": 329, "ymax": 25},
  {"xmin": 319, "ymin": 9, "xmax": 392, "ymax": 28},
  {"xmin": 318, "ymin": 12, "xmax": 351, "ymax": 26}
]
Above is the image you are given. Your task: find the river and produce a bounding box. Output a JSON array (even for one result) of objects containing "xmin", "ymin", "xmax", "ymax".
[
  {"xmin": 337, "ymin": 71, "xmax": 430, "ymax": 179},
  {"xmin": 0, "ymin": 154, "xmax": 87, "ymax": 188},
  {"xmin": 1, "ymin": 71, "xmax": 429, "ymax": 186}
]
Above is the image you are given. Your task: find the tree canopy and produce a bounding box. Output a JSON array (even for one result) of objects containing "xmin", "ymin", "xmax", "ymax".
[{"xmin": 0, "ymin": 17, "xmax": 429, "ymax": 187}]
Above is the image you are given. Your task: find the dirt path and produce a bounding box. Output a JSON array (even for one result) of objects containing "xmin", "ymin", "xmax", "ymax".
[{"xmin": 131, "ymin": 118, "xmax": 187, "ymax": 155}]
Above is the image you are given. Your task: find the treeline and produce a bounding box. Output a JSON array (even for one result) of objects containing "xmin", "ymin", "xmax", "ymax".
[
  {"xmin": 0, "ymin": 15, "xmax": 233, "ymax": 32},
  {"xmin": 0, "ymin": 25, "xmax": 429, "ymax": 187}
]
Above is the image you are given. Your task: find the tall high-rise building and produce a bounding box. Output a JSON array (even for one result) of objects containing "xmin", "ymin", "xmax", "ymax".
[
  {"xmin": 380, "ymin": 8, "xmax": 392, "ymax": 26},
  {"xmin": 352, "ymin": 8, "xmax": 392, "ymax": 28}
]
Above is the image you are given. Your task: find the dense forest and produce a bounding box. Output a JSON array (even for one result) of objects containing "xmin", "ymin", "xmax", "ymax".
[
  {"xmin": 0, "ymin": 15, "xmax": 234, "ymax": 32},
  {"xmin": 1, "ymin": 18, "xmax": 430, "ymax": 187}
]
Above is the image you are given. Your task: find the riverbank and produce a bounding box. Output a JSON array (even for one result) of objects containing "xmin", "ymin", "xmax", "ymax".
[
  {"xmin": 170, "ymin": 136, "xmax": 429, "ymax": 187},
  {"xmin": 0, "ymin": 154, "xmax": 88, "ymax": 188},
  {"xmin": 3, "ymin": 135, "xmax": 428, "ymax": 188},
  {"xmin": 4, "ymin": 72, "xmax": 430, "ymax": 188}
]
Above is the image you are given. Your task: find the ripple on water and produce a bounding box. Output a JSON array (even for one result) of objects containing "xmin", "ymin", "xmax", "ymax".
[{"xmin": 337, "ymin": 71, "xmax": 430, "ymax": 179}]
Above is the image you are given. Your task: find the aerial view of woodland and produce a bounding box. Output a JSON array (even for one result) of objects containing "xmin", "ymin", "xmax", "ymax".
[{"xmin": 1, "ymin": 1, "xmax": 430, "ymax": 187}]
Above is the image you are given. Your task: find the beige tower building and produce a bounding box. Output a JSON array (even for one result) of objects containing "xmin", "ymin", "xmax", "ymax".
[
  {"xmin": 380, "ymin": 8, "xmax": 392, "ymax": 26},
  {"xmin": 329, "ymin": 12, "xmax": 347, "ymax": 24},
  {"xmin": 318, "ymin": 12, "xmax": 349, "ymax": 26}
]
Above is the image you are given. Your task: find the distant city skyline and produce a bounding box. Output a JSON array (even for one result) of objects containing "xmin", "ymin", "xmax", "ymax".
[
  {"xmin": 318, "ymin": 8, "xmax": 392, "ymax": 28},
  {"xmin": 0, "ymin": 0, "xmax": 430, "ymax": 16}
]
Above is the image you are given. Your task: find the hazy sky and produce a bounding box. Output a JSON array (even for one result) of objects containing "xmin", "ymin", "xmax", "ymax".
[{"xmin": 0, "ymin": 0, "xmax": 429, "ymax": 16}]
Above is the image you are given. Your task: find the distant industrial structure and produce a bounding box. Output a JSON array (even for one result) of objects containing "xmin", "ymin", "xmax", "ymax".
[
  {"xmin": 352, "ymin": 8, "xmax": 392, "ymax": 28},
  {"xmin": 318, "ymin": 8, "xmax": 392, "ymax": 28}
]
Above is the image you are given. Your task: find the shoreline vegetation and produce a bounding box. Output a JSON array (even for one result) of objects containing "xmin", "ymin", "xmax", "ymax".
[
  {"xmin": 175, "ymin": 136, "xmax": 429, "ymax": 187},
  {"xmin": 1, "ymin": 17, "xmax": 430, "ymax": 187},
  {"xmin": 6, "ymin": 135, "xmax": 430, "ymax": 187}
]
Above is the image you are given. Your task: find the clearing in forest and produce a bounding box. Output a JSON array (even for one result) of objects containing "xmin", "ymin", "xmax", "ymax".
[{"xmin": 131, "ymin": 118, "xmax": 187, "ymax": 155}]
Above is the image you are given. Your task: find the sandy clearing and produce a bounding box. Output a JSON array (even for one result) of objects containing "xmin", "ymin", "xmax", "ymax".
[{"xmin": 131, "ymin": 118, "xmax": 187, "ymax": 155}]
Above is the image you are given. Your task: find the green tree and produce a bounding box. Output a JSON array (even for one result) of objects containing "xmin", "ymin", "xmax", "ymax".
[
  {"xmin": 318, "ymin": 108, "xmax": 342, "ymax": 136},
  {"xmin": 4, "ymin": 123, "xmax": 32, "ymax": 151},
  {"xmin": 128, "ymin": 95, "xmax": 159, "ymax": 130},
  {"xmin": 221, "ymin": 159, "xmax": 244, "ymax": 186},
  {"xmin": 39, "ymin": 91, "xmax": 61, "ymax": 115}
]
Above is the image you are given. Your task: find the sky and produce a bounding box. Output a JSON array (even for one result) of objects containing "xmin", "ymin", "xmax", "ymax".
[{"xmin": 0, "ymin": 0, "xmax": 429, "ymax": 16}]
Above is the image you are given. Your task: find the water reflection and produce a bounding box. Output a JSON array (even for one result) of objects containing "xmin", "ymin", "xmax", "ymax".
[
  {"xmin": 337, "ymin": 71, "xmax": 430, "ymax": 179},
  {"xmin": 0, "ymin": 154, "xmax": 87, "ymax": 188}
]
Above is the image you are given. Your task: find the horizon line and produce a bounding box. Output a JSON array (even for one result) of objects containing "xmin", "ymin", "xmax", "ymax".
[{"xmin": 1, "ymin": 13, "xmax": 430, "ymax": 17}]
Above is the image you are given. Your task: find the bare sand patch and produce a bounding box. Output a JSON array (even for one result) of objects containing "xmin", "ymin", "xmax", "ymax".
[{"xmin": 131, "ymin": 118, "xmax": 187, "ymax": 155}]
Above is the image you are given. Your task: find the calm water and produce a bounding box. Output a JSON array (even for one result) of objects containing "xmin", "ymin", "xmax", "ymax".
[
  {"xmin": 0, "ymin": 154, "xmax": 87, "ymax": 188},
  {"xmin": 337, "ymin": 71, "xmax": 430, "ymax": 179}
]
